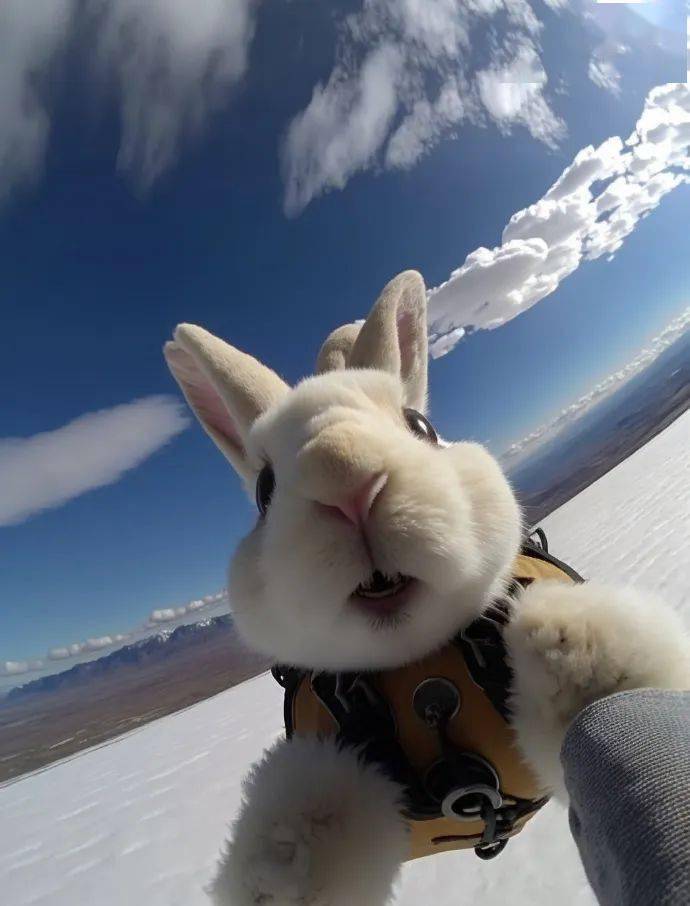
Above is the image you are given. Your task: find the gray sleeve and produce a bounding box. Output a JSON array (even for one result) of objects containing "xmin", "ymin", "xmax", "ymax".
[{"xmin": 560, "ymin": 689, "xmax": 690, "ymax": 906}]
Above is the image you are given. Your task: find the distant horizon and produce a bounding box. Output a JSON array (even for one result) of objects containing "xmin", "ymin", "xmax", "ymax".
[{"xmin": 499, "ymin": 301, "xmax": 690, "ymax": 467}]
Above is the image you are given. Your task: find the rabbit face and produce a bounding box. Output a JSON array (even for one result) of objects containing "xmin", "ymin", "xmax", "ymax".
[
  {"xmin": 230, "ymin": 369, "xmax": 521, "ymax": 670},
  {"xmin": 164, "ymin": 271, "xmax": 522, "ymax": 671}
]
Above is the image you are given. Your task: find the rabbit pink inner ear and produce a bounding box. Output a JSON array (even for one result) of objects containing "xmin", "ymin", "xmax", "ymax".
[
  {"xmin": 183, "ymin": 365, "xmax": 244, "ymax": 453},
  {"xmin": 164, "ymin": 342, "xmax": 245, "ymax": 463}
]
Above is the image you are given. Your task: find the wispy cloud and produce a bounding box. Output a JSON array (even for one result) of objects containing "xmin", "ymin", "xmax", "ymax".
[
  {"xmin": 91, "ymin": 0, "xmax": 258, "ymax": 191},
  {"xmin": 282, "ymin": 0, "xmax": 564, "ymax": 215},
  {"xmin": 587, "ymin": 39, "xmax": 629, "ymax": 97},
  {"xmin": 588, "ymin": 57, "xmax": 622, "ymax": 96},
  {"xmin": 501, "ymin": 304, "xmax": 690, "ymax": 464},
  {"xmin": 148, "ymin": 592, "xmax": 226, "ymax": 625},
  {"xmin": 282, "ymin": 43, "xmax": 404, "ymax": 217},
  {"xmin": 1, "ymin": 659, "xmax": 45, "ymax": 677},
  {"xmin": 0, "ymin": 396, "xmax": 189, "ymax": 527},
  {"xmin": 0, "ymin": 0, "xmax": 74, "ymax": 207},
  {"xmin": 47, "ymin": 635, "xmax": 131, "ymax": 662},
  {"xmin": 427, "ymin": 82, "xmax": 690, "ymax": 357},
  {"xmin": 476, "ymin": 38, "xmax": 565, "ymax": 147},
  {"xmin": 0, "ymin": 0, "xmax": 258, "ymax": 205}
]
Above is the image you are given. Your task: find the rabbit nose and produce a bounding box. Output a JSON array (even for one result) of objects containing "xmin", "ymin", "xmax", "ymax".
[{"xmin": 323, "ymin": 472, "xmax": 388, "ymax": 526}]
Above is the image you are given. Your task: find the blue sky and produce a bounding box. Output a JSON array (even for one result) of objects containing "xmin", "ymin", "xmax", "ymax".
[{"xmin": 1, "ymin": 0, "xmax": 689, "ymax": 679}]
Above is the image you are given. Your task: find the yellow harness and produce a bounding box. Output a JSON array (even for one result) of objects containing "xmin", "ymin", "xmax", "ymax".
[{"xmin": 272, "ymin": 532, "xmax": 584, "ymax": 862}]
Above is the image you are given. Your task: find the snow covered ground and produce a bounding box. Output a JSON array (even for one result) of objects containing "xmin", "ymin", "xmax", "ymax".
[{"xmin": 1, "ymin": 410, "xmax": 688, "ymax": 906}]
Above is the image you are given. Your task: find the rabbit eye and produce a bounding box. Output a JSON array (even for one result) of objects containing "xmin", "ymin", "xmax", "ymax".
[
  {"xmin": 403, "ymin": 408, "xmax": 438, "ymax": 444},
  {"xmin": 256, "ymin": 464, "xmax": 275, "ymax": 516}
]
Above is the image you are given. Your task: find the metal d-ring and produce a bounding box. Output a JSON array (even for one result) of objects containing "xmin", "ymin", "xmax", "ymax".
[{"xmin": 441, "ymin": 782, "xmax": 503, "ymax": 821}]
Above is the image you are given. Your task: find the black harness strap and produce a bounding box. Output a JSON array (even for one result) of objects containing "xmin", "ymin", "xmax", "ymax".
[{"xmin": 521, "ymin": 530, "xmax": 586, "ymax": 584}]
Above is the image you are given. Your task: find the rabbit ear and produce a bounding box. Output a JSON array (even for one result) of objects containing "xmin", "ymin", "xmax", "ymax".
[
  {"xmin": 349, "ymin": 270, "xmax": 428, "ymax": 411},
  {"xmin": 164, "ymin": 324, "xmax": 289, "ymax": 480},
  {"xmin": 315, "ymin": 323, "xmax": 362, "ymax": 374}
]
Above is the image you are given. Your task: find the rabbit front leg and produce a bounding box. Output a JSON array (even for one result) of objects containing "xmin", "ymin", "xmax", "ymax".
[
  {"xmin": 504, "ymin": 579, "xmax": 690, "ymax": 799},
  {"xmin": 210, "ymin": 734, "xmax": 410, "ymax": 906}
]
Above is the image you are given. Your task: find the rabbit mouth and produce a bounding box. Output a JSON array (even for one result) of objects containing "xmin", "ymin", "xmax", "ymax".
[{"xmin": 350, "ymin": 571, "xmax": 415, "ymax": 613}]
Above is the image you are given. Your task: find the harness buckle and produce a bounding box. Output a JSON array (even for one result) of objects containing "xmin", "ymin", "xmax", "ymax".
[{"xmin": 441, "ymin": 781, "xmax": 502, "ymax": 821}]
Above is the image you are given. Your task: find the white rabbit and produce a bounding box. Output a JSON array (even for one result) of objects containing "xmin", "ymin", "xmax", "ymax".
[{"xmin": 164, "ymin": 271, "xmax": 690, "ymax": 906}]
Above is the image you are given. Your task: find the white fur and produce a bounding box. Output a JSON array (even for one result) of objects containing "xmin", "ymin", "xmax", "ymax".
[
  {"xmin": 209, "ymin": 735, "xmax": 409, "ymax": 906},
  {"xmin": 504, "ymin": 579, "xmax": 690, "ymax": 799},
  {"xmin": 164, "ymin": 269, "xmax": 690, "ymax": 905}
]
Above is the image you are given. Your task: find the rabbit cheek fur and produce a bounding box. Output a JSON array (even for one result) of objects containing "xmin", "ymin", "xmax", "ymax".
[{"xmin": 228, "ymin": 369, "xmax": 522, "ymax": 673}]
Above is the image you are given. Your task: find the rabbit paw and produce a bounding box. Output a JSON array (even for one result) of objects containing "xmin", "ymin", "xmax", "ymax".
[
  {"xmin": 244, "ymin": 816, "xmax": 334, "ymax": 905},
  {"xmin": 504, "ymin": 579, "xmax": 690, "ymax": 795},
  {"xmin": 209, "ymin": 735, "xmax": 409, "ymax": 906}
]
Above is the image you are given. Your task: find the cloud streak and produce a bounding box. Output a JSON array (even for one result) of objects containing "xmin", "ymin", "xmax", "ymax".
[
  {"xmin": 427, "ymin": 82, "xmax": 690, "ymax": 357},
  {"xmin": 92, "ymin": 0, "xmax": 257, "ymax": 190},
  {"xmin": 0, "ymin": 0, "xmax": 75, "ymax": 207},
  {"xmin": 283, "ymin": 43, "xmax": 404, "ymax": 217},
  {"xmin": 0, "ymin": 0, "xmax": 258, "ymax": 205},
  {"xmin": 0, "ymin": 396, "xmax": 189, "ymax": 527}
]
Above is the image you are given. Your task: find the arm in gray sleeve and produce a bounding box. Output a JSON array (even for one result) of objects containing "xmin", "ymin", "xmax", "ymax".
[{"xmin": 560, "ymin": 689, "xmax": 690, "ymax": 906}]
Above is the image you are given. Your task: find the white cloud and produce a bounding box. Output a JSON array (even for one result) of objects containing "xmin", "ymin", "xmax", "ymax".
[
  {"xmin": 588, "ymin": 40, "xmax": 629, "ymax": 97},
  {"xmin": 501, "ymin": 305, "xmax": 690, "ymax": 464},
  {"xmin": 428, "ymin": 326, "xmax": 466, "ymax": 359},
  {"xmin": 49, "ymin": 646, "xmax": 77, "ymax": 661},
  {"xmin": 282, "ymin": 44, "xmax": 404, "ymax": 217},
  {"xmin": 92, "ymin": 0, "xmax": 257, "ymax": 190},
  {"xmin": 427, "ymin": 82, "xmax": 690, "ymax": 356},
  {"xmin": 0, "ymin": 0, "xmax": 257, "ymax": 204},
  {"xmin": 547, "ymin": 134, "xmax": 627, "ymax": 200},
  {"xmin": 385, "ymin": 77, "xmax": 468, "ymax": 170},
  {"xmin": 282, "ymin": 0, "xmax": 565, "ymax": 214},
  {"xmin": 476, "ymin": 40, "xmax": 565, "ymax": 147},
  {"xmin": 148, "ymin": 591, "xmax": 226, "ymax": 624},
  {"xmin": 428, "ymin": 238, "xmax": 550, "ymax": 339},
  {"xmin": 0, "ymin": 396, "xmax": 189, "ymax": 527},
  {"xmin": 0, "ymin": 0, "xmax": 75, "ymax": 207},
  {"xmin": 84, "ymin": 636, "xmax": 118, "ymax": 652},
  {"xmin": 150, "ymin": 609, "xmax": 178, "ymax": 624},
  {"xmin": 45, "ymin": 636, "xmax": 119, "ymax": 661},
  {"xmin": 588, "ymin": 58, "xmax": 622, "ymax": 96},
  {"xmin": 0, "ymin": 659, "xmax": 44, "ymax": 677},
  {"xmin": 361, "ymin": 0, "xmax": 470, "ymax": 58}
]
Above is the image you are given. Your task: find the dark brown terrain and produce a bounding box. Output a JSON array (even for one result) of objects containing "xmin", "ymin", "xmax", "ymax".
[
  {"xmin": 0, "ymin": 620, "xmax": 270, "ymax": 783},
  {"xmin": 515, "ymin": 393, "xmax": 689, "ymax": 525}
]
